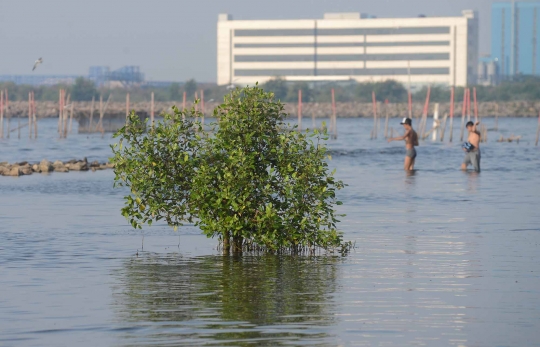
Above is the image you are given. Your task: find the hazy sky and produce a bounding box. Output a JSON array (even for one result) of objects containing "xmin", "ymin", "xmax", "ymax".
[{"xmin": 0, "ymin": 0, "xmax": 495, "ymax": 82}]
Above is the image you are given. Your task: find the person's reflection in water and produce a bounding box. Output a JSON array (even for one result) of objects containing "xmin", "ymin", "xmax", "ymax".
[
  {"xmin": 466, "ymin": 171, "xmax": 480, "ymax": 193},
  {"xmin": 112, "ymin": 254, "xmax": 340, "ymax": 346},
  {"xmin": 405, "ymin": 170, "xmax": 417, "ymax": 188}
]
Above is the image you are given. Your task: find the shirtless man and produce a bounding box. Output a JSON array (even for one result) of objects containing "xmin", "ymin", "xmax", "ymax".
[
  {"xmin": 387, "ymin": 117, "xmax": 419, "ymax": 171},
  {"xmin": 461, "ymin": 121, "xmax": 481, "ymax": 172}
]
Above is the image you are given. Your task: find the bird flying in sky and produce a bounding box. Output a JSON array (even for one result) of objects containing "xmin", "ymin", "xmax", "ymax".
[{"xmin": 32, "ymin": 58, "xmax": 43, "ymax": 71}]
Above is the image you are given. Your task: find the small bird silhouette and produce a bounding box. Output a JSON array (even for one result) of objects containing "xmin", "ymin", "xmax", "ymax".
[{"xmin": 32, "ymin": 57, "xmax": 43, "ymax": 71}]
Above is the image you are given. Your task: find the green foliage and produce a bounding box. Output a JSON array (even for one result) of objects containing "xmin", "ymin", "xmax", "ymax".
[
  {"xmin": 111, "ymin": 85, "xmax": 346, "ymax": 252},
  {"xmin": 4, "ymin": 75, "xmax": 540, "ymax": 103},
  {"xmin": 369, "ymin": 80, "xmax": 408, "ymax": 102},
  {"xmin": 71, "ymin": 77, "xmax": 98, "ymax": 101},
  {"xmin": 118, "ymin": 254, "xmax": 340, "ymax": 331},
  {"xmin": 262, "ymin": 78, "xmax": 288, "ymax": 101},
  {"xmin": 183, "ymin": 78, "xmax": 198, "ymax": 96},
  {"xmin": 285, "ymin": 81, "xmax": 313, "ymax": 102},
  {"xmin": 168, "ymin": 82, "xmax": 181, "ymax": 101}
]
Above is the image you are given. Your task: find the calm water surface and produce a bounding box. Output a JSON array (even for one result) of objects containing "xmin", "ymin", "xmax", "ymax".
[{"xmin": 1, "ymin": 117, "xmax": 539, "ymax": 346}]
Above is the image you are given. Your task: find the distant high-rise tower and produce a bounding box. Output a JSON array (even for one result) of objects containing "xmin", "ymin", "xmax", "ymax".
[{"xmin": 492, "ymin": 1, "xmax": 540, "ymax": 78}]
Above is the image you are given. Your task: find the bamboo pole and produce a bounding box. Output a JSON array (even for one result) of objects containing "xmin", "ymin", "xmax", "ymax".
[
  {"xmin": 0, "ymin": 90, "xmax": 3, "ymax": 139},
  {"xmin": 194, "ymin": 92, "xmax": 199, "ymax": 123},
  {"xmin": 58, "ymin": 89, "xmax": 62, "ymax": 136},
  {"xmin": 420, "ymin": 86, "xmax": 431, "ymax": 139},
  {"xmin": 440, "ymin": 112, "xmax": 448, "ymax": 142},
  {"xmin": 17, "ymin": 98, "xmax": 21, "ymax": 139},
  {"xmin": 182, "ymin": 91, "xmax": 186, "ymax": 120},
  {"xmin": 460, "ymin": 89, "xmax": 468, "ymax": 141},
  {"xmin": 201, "ymin": 89, "xmax": 205, "ymax": 125},
  {"xmin": 69, "ymin": 103, "xmax": 74, "ymax": 134},
  {"xmin": 126, "ymin": 92, "xmax": 130, "ymax": 120},
  {"xmin": 298, "ymin": 89, "xmax": 302, "ymax": 131},
  {"xmin": 28, "ymin": 92, "xmax": 32, "ymax": 138},
  {"xmin": 32, "ymin": 91, "xmax": 37, "ymax": 138},
  {"xmin": 473, "ymin": 87, "xmax": 478, "ymax": 123},
  {"xmin": 534, "ymin": 111, "xmax": 540, "ymax": 146},
  {"xmin": 467, "ymin": 88, "xmax": 471, "ymax": 122},
  {"xmin": 150, "ymin": 92, "xmax": 154, "ymax": 126},
  {"xmin": 408, "ymin": 91, "xmax": 412, "ymax": 119},
  {"xmin": 182, "ymin": 91, "xmax": 186, "ymax": 111},
  {"xmin": 371, "ymin": 91, "xmax": 377, "ymax": 139},
  {"xmin": 431, "ymin": 103, "xmax": 439, "ymax": 141},
  {"xmin": 63, "ymin": 93, "xmax": 70, "ymax": 138},
  {"xmin": 448, "ymin": 87, "xmax": 454, "ymax": 142},
  {"xmin": 97, "ymin": 94, "xmax": 103, "ymax": 133},
  {"xmin": 6, "ymin": 89, "xmax": 9, "ymax": 139},
  {"xmin": 99, "ymin": 94, "xmax": 112, "ymax": 134},
  {"xmin": 89, "ymin": 96, "xmax": 95, "ymax": 131},
  {"xmin": 384, "ymin": 99, "xmax": 389, "ymax": 138},
  {"xmin": 331, "ymin": 88, "xmax": 337, "ymax": 138}
]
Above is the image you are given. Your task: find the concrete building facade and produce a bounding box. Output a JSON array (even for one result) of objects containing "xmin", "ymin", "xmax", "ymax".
[{"xmin": 217, "ymin": 11, "xmax": 478, "ymax": 87}]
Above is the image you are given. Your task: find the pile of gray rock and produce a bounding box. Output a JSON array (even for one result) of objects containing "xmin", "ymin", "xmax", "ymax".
[{"xmin": 0, "ymin": 158, "xmax": 115, "ymax": 177}]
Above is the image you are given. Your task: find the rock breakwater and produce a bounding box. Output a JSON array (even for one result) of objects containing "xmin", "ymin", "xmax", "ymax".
[{"xmin": 0, "ymin": 158, "xmax": 114, "ymax": 177}]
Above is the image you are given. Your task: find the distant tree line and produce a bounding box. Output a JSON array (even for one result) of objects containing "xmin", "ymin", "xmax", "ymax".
[
  {"xmin": 260, "ymin": 75, "xmax": 540, "ymax": 103},
  {"xmin": 2, "ymin": 75, "xmax": 540, "ymax": 103}
]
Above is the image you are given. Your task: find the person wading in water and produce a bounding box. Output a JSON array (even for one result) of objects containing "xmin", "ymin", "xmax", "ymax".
[
  {"xmin": 387, "ymin": 117, "xmax": 419, "ymax": 171},
  {"xmin": 461, "ymin": 121, "xmax": 481, "ymax": 172}
]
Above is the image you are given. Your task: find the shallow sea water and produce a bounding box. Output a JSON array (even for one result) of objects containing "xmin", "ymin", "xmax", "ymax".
[{"xmin": 1, "ymin": 117, "xmax": 539, "ymax": 346}]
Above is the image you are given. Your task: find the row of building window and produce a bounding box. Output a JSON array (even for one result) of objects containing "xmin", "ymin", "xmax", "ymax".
[
  {"xmin": 234, "ymin": 68, "xmax": 450, "ymax": 76},
  {"xmin": 234, "ymin": 41, "xmax": 450, "ymax": 48},
  {"xmin": 234, "ymin": 27, "xmax": 450, "ymax": 37},
  {"xmin": 234, "ymin": 53, "xmax": 450, "ymax": 62}
]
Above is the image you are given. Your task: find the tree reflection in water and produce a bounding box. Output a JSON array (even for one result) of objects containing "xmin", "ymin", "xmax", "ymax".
[{"xmin": 112, "ymin": 253, "xmax": 341, "ymax": 346}]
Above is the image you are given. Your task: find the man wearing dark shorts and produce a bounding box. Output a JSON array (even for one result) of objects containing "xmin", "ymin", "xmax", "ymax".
[
  {"xmin": 388, "ymin": 117, "xmax": 419, "ymax": 171},
  {"xmin": 461, "ymin": 121, "xmax": 481, "ymax": 172}
]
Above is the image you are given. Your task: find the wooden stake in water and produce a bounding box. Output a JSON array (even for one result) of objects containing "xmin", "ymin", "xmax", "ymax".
[
  {"xmin": 126, "ymin": 93, "xmax": 130, "ymax": 120},
  {"xmin": 58, "ymin": 89, "xmax": 62, "ymax": 136},
  {"xmin": 0, "ymin": 90, "xmax": 3, "ymax": 139},
  {"xmin": 32, "ymin": 91, "xmax": 37, "ymax": 138},
  {"xmin": 182, "ymin": 91, "xmax": 186, "ymax": 111},
  {"xmin": 89, "ymin": 96, "xmax": 95, "ymax": 131},
  {"xmin": 69, "ymin": 103, "xmax": 74, "ymax": 134},
  {"xmin": 150, "ymin": 92, "xmax": 154, "ymax": 126},
  {"xmin": 473, "ymin": 87, "xmax": 478, "ymax": 123},
  {"xmin": 467, "ymin": 88, "xmax": 471, "ymax": 122},
  {"xmin": 298, "ymin": 89, "xmax": 302, "ymax": 131},
  {"xmin": 384, "ymin": 99, "xmax": 389, "ymax": 138},
  {"xmin": 331, "ymin": 88, "xmax": 337, "ymax": 139},
  {"xmin": 371, "ymin": 91, "xmax": 377, "ymax": 139},
  {"xmin": 98, "ymin": 94, "xmax": 103, "ymax": 133},
  {"xmin": 431, "ymin": 103, "xmax": 439, "ymax": 141},
  {"xmin": 63, "ymin": 93, "xmax": 70, "ymax": 138},
  {"xmin": 201, "ymin": 89, "xmax": 205, "ymax": 125},
  {"xmin": 5, "ymin": 89, "xmax": 9, "ymax": 139},
  {"xmin": 534, "ymin": 111, "xmax": 540, "ymax": 146},
  {"xmin": 449, "ymin": 86, "xmax": 455, "ymax": 142},
  {"xmin": 440, "ymin": 112, "xmax": 448, "ymax": 142},
  {"xmin": 420, "ymin": 86, "xmax": 431, "ymax": 138},
  {"xmin": 28, "ymin": 92, "xmax": 32, "ymax": 138},
  {"xmin": 460, "ymin": 89, "xmax": 468, "ymax": 141}
]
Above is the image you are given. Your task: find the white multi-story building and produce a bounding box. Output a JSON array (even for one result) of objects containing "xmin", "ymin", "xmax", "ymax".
[{"xmin": 217, "ymin": 11, "xmax": 478, "ymax": 87}]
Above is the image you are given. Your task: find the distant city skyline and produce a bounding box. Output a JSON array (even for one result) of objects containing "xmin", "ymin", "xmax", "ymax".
[{"xmin": 0, "ymin": 0, "xmax": 495, "ymax": 82}]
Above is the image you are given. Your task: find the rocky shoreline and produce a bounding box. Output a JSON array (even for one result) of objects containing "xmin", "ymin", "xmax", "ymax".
[
  {"xmin": 0, "ymin": 158, "xmax": 114, "ymax": 177},
  {"xmin": 2, "ymin": 100, "xmax": 540, "ymax": 119}
]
